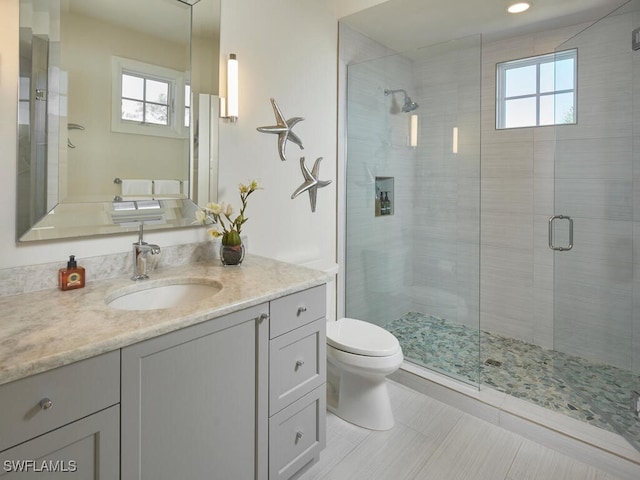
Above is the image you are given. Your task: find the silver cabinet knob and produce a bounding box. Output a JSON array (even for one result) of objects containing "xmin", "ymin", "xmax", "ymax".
[
  {"xmin": 295, "ymin": 360, "xmax": 305, "ymax": 369},
  {"xmin": 295, "ymin": 431, "xmax": 304, "ymax": 441},
  {"xmin": 296, "ymin": 306, "xmax": 307, "ymax": 316},
  {"xmin": 258, "ymin": 312, "xmax": 270, "ymax": 322},
  {"xmin": 39, "ymin": 398, "xmax": 53, "ymax": 410}
]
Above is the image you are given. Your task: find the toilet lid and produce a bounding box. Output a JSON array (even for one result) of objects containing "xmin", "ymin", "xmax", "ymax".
[{"xmin": 327, "ymin": 318, "xmax": 400, "ymax": 357}]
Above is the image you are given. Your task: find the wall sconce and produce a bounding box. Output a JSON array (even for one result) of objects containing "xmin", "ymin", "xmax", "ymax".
[
  {"xmin": 410, "ymin": 114, "xmax": 418, "ymax": 147},
  {"xmin": 452, "ymin": 126, "xmax": 459, "ymax": 154},
  {"xmin": 224, "ymin": 53, "xmax": 238, "ymax": 122}
]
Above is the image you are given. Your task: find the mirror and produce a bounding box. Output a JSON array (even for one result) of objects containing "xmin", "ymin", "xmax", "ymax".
[{"xmin": 16, "ymin": 0, "xmax": 220, "ymax": 241}]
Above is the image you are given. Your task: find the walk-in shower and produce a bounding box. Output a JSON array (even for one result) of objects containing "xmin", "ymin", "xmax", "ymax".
[{"xmin": 342, "ymin": 0, "xmax": 640, "ymax": 457}]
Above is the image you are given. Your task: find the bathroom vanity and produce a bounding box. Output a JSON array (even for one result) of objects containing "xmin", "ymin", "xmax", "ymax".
[{"xmin": 0, "ymin": 256, "xmax": 328, "ymax": 480}]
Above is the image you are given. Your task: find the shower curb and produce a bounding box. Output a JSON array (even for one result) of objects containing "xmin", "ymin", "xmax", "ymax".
[{"xmin": 391, "ymin": 363, "xmax": 640, "ymax": 480}]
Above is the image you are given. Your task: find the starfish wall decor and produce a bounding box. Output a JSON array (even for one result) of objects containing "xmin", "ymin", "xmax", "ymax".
[
  {"xmin": 291, "ymin": 157, "xmax": 332, "ymax": 213},
  {"xmin": 256, "ymin": 98, "xmax": 304, "ymax": 161}
]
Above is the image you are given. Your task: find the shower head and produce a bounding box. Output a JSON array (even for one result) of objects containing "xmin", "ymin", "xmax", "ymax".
[
  {"xmin": 384, "ymin": 88, "xmax": 419, "ymax": 112},
  {"xmin": 402, "ymin": 97, "xmax": 419, "ymax": 113}
]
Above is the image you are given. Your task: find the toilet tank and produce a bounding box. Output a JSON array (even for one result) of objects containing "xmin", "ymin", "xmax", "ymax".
[{"xmin": 302, "ymin": 260, "xmax": 339, "ymax": 322}]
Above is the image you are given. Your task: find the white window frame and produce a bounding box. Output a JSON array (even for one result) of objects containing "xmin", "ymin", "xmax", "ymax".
[
  {"xmin": 496, "ymin": 49, "xmax": 577, "ymax": 129},
  {"xmin": 111, "ymin": 56, "xmax": 188, "ymax": 138}
]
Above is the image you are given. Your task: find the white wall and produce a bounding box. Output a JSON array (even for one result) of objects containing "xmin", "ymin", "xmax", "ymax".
[
  {"xmin": 216, "ymin": 0, "xmax": 337, "ymax": 266},
  {"xmin": 0, "ymin": 0, "xmax": 337, "ymax": 272},
  {"xmin": 332, "ymin": 0, "xmax": 389, "ymax": 18}
]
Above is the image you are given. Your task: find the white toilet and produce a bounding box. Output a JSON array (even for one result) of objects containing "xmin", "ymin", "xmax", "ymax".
[{"xmin": 326, "ymin": 317, "xmax": 404, "ymax": 430}]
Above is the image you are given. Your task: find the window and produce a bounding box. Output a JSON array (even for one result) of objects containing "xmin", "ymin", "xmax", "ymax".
[
  {"xmin": 111, "ymin": 56, "xmax": 188, "ymax": 138},
  {"xmin": 496, "ymin": 49, "xmax": 577, "ymax": 129}
]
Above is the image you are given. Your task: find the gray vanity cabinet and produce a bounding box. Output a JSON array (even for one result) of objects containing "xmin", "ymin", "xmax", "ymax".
[
  {"xmin": 268, "ymin": 285, "xmax": 327, "ymax": 480},
  {"xmin": 0, "ymin": 280, "xmax": 327, "ymax": 479},
  {"xmin": 0, "ymin": 351, "xmax": 121, "ymax": 479},
  {"xmin": 120, "ymin": 303, "xmax": 270, "ymax": 480}
]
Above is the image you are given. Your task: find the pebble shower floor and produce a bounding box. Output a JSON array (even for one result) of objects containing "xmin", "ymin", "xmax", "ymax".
[{"xmin": 386, "ymin": 312, "xmax": 640, "ymax": 449}]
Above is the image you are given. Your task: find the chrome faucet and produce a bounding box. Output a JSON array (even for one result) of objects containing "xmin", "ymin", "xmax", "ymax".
[{"xmin": 132, "ymin": 225, "xmax": 161, "ymax": 281}]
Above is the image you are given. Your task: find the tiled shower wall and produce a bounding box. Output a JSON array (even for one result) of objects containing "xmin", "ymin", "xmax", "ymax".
[
  {"xmin": 342, "ymin": 25, "xmax": 415, "ymax": 325},
  {"xmin": 411, "ymin": 36, "xmax": 481, "ymax": 330},
  {"xmin": 343, "ymin": 10, "xmax": 640, "ymax": 373},
  {"xmin": 479, "ymin": 24, "xmax": 587, "ymax": 350}
]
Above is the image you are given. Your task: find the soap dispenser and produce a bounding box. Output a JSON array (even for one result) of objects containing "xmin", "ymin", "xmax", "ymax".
[{"xmin": 58, "ymin": 255, "xmax": 86, "ymax": 291}]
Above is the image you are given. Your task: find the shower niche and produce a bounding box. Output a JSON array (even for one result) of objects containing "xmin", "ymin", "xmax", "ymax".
[{"xmin": 375, "ymin": 177, "xmax": 394, "ymax": 216}]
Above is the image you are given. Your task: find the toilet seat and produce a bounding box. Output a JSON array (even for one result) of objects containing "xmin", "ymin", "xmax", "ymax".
[{"xmin": 327, "ymin": 318, "xmax": 400, "ymax": 357}]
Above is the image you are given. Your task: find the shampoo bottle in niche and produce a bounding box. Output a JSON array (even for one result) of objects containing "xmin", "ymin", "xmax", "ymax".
[{"xmin": 58, "ymin": 255, "xmax": 85, "ymax": 291}]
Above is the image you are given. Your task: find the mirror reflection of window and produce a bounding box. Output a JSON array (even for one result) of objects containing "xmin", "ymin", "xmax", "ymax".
[
  {"xmin": 184, "ymin": 84, "xmax": 191, "ymax": 128},
  {"xmin": 111, "ymin": 56, "xmax": 188, "ymax": 138},
  {"xmin": 121, "ymin": 73, "xmax": 171, "ymax": 126}
]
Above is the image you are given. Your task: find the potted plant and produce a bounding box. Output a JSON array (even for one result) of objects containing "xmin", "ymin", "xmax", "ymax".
[{"xmin": 196, "ymin": 180, "xmax": 260, "ymax": 265}]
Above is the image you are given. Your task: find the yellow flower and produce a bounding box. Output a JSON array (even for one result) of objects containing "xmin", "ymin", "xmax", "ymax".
[{"xmin": 196, "ymin": 180, "xmax": 261, "ymax": 243}]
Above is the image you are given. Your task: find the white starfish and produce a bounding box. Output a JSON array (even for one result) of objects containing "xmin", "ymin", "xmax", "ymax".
[
  {"xmin": 291, "ymin": 157, "xmax": 332, "ymax": 212},
  {"xmin": 256, "ymin": 98, "xmax": 304, "ymax": 161}
]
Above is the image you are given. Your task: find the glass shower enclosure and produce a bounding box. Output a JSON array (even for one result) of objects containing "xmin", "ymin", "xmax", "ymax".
[{"xmin": 344, "ymin": 35, "xmax": 482, "ymax": 387}]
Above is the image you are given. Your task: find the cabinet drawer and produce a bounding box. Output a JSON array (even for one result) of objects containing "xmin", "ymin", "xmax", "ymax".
[
  {"xmin": 270, "ymin": 285, "xmax": 326, "ymax": 339},
  {"xmin": 270, "ymin": 318, "xmax": 326, "ymax": 415},
  {"xmin": 0, "ymin": 350, "xmax": 120, "ymax": 452},
  {"xmin": 269, "ymin": 386, "xmax": 326, "ymax": 480}
]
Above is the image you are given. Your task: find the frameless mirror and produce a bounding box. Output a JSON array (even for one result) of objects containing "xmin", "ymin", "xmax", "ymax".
[{"xmin": 16, "ymin": 0, "xmax": 220, "ymax": 241}]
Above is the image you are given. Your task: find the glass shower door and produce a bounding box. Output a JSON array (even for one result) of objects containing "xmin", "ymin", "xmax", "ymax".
[
  {"xmin": 552, "ymin": 0, "xmax": 640, "ymax": 450},
  {"xmin": 344, "ymin": 34, "xmax": 482, "ymax": 388}
]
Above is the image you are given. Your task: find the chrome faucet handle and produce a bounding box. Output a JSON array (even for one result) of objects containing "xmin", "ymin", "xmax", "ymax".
[{"xmin": 131, "ymin": 226, "xmax": 161, "ymax": 281}]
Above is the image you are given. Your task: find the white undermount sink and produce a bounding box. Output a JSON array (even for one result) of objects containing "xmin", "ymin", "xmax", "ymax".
[{"xmin": 106, "ymin": 279, "xmax": 223, "ymax": 311}]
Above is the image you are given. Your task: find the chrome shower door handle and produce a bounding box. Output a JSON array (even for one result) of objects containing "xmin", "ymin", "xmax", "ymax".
[{"xmin": 548, "ymin": 215, "xmax": 573, "ymax": 251}]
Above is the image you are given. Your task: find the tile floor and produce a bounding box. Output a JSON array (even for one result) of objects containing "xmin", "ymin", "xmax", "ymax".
[
  {"xmin": 298, "ymin": 381, "xmax": 623, "ymax": 480},
  {"xmin": 386, "ymin": 312, "xmax": 640, "ymax": 449}
]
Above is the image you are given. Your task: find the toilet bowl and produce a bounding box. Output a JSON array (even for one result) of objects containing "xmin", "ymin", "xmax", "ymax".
[{"xmin": 326, "ymin": 317, "xmax": 403, "ymax": 430}]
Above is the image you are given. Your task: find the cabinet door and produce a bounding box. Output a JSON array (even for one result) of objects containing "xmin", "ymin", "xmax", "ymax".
[
  {"xmin": 121, "ymin": 304, "xmax": 268, "ymax": 480},
  {"xmin": 0, "ymin": 405, "xmax": 119, "ymax": 479}
]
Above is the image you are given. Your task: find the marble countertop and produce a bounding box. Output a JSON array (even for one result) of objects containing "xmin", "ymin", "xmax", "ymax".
[{"xmin": 0, "ymin": 255, "xmax": 329, "ymax": 387}]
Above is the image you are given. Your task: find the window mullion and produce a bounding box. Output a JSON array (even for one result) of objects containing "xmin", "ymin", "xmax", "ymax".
[
  {"xmin": 142, "ymin": 79, "xmax": 147, "ymax": 124},
  {"xmin": 535, "ymin": 63, "xmax": 541, "ymax": 127}
]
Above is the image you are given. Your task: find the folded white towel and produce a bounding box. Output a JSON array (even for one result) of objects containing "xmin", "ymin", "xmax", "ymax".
[
  {"xmin": 121, "ymin": 179, "xmax": 152, "ymax": 195},
  {"xmin": 153, "ymin": 179, "xmax": 181, "ymax": 195}
]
